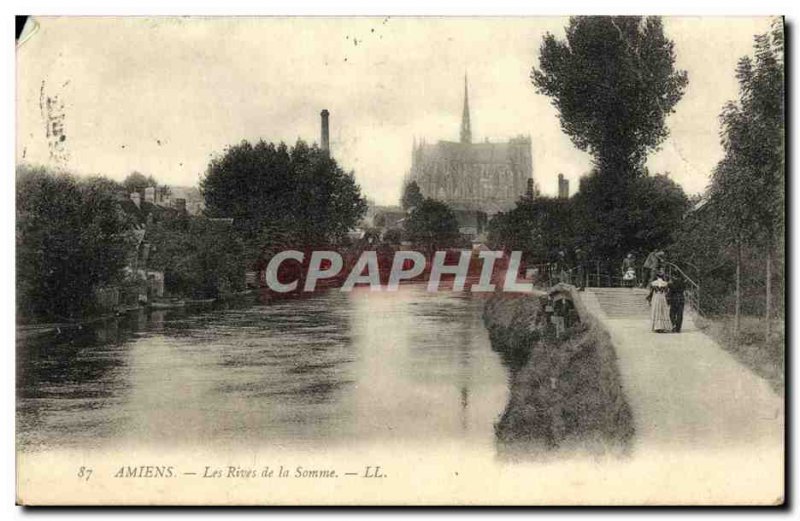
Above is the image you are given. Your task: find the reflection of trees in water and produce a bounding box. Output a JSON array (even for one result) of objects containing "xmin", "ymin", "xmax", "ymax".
[
  {"xmin": 18, "ymin": 315, "xmax": 135, "ymax": 400},
  {"xmin": 162, "ymin": 295, "xmax": 357, "ymax": 407},
  {"xmin": 488, "ymin": 336, "xmax": 533, "ymax": 374},
  {"xmin": 17, "ymin": 308, "xmax": 191, "ymax": 407},
  {"xmin": 405, "ymin": 293, "xmax": 485, "ymax": 433},
  {"xmin": 18, "ymin": 298, "xmax": 359, "ymax": 449},
  {"xmin": 16, "ymin": 313, "xmax": 150, "ymax": 449},
  {"xmin": 408, "ymin": 294, "xmax": 472, "ymax": 323},
  {"xmin": 204, "ymin": 294, "xmax": 357, "ymax": 405},
  {"xmin": 413, "ymin": 294, "xmax": 538, "ymax": 374},
  {"xmin": 18, "ymin": 289, "xmax": 516, "ymax": 451}
]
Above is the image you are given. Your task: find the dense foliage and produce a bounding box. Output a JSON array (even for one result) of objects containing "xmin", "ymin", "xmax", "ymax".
[
  {"xmin": 709, "ymin": 22, "xmax": 784, "ymax": 250},
  {"xmin": 404, "ymin": 198, "xmax": 461, "ymax": 253},
  {"xmin": 672, "ymin": 21, "xmax": 784, "ymax": 320},
  {"xmin": 401, "ymin": 181, "xmax": 424, "ymax": 211},
  {"xmin": 123, "ymin": 171, "xmax": 169, "ymax": 199},
  {"xmin": 532, "ymin": 16, "xmax": 688, "ymax": 180},
  {"xmin": 200, "ymin": 140, "xmax": 367, "ymax": 262},
  {"xmin": 487, "ymin": 196, "xmax": 574, "ymax": 263},
  {"xmin": 524, "ymin": 16, "xmax": 689, "ymax": 274},
  {"xmin": 16, "ymin": 166, "xmax": 134, "ymax": 321},
  {"xmin": 572, "ymin": 170, "xmax": 689, "ymax": 260},
  {"xmin": 147, "ymin": 215, "xmax": 246, "ymax": 299},
  {"xmin": 488, "ymin": 172, "xmax": 688, "ymax": 268}
]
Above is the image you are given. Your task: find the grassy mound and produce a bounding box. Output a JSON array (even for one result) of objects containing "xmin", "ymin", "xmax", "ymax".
[{"xmin": 484, "ymin": 291, "xmax": 634, "ymax": 457}]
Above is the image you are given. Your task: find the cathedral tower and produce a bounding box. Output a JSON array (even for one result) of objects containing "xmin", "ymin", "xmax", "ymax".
[
  {"xmin": 460, "ymin": 74, "xmax": 471, "ymax": 144},
  {"xmin": 409, "ymin": 74, "xmax": 532, "ymax": 215}
]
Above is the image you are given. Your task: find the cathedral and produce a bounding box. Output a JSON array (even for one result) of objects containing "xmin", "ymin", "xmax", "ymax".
[{"xmin": 407, "ymin": 77, "xmax": 533, "ymax": 216}]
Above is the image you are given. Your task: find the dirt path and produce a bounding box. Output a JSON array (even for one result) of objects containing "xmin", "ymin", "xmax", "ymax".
[{"xmin": 580, "ymin": 288, "xmax": 783, "ymax": 452}]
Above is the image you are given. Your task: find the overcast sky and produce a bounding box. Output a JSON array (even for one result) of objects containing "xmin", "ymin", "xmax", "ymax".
[{"xmin": 17, "ymin": 16, "xmax": 774, "ymax": 204}]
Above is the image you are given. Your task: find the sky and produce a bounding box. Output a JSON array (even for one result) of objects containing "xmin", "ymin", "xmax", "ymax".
[{"xmin": 16, "ymin": 16, "xmax": 775, "ymax": 205}]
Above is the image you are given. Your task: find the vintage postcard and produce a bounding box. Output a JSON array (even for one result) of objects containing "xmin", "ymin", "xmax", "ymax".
[{"xmin": 15, "ymin": 15, "xmax": 784, "ymax": 505}]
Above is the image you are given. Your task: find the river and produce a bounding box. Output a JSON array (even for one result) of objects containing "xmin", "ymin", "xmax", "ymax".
[{"xmin": 17, "ymin": 285, "xmax": 510, "ymax": 453}]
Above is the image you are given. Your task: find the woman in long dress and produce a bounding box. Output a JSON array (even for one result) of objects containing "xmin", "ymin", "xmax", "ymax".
[{"xmin": 647, "ymin": 273, "xmax": 672, "ymax": 333}]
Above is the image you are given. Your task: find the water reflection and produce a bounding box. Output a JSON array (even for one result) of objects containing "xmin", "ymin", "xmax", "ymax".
[{"xmin": 17, "ymin": 286, "xmax": 509, "ymax": 452}]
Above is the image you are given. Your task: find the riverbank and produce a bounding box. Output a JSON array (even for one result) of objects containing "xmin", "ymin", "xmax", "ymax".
[
  {"xmin": 16, "ymin": 290, "xmax": 258, "ymax": 340},
  {"xmin": 483, "ymin": 287, "xmax": 634, "ymax": 457},
  {"xmin": 482, "ymin": 291, "xmax": 546, "ymax": 371}
]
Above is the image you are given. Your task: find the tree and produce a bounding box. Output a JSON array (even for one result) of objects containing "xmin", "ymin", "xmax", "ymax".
[
  {"xmin": 147, "ymin": 214, "xmax": 246, "ymax": 299},
  {"xmin": 532, "ymin": 16, "xmax": 688, "ymax": 180},
  {"xmin": 488, "ymin": 171, "xmax": 687, "ymax": 273},
  {"xmin": 571, "ymin": 170, "xmax": 689, "ymax": 261},
  {"xmin": 527, "ymin": 17, "xmax": 690, "ymax": 272},
  {"xmin": 401, "ymin": 180, "xmax": 424, "ymax": 211},
  {"xmin": 487, "ymin": 195, "xmax": 574, "ymax": 263},
  {"xmin": 709, "ymin": 20, "xmax": 784, "ymax": 336},
  {"xmin": 122, "ymin": 171, "xmax": 172, "ymax": 201},
  {"xmin": 670, "ymin": 200, "xmax": 739, "ymax": 315},
  {"xmin": 16, "ymin": 165, "xmax": 134, "ymax": 321},
  {"xmin": 382, "ymin": 227, "xmax": 404, "ymax": 246},
  {"xmin": 123, "ymin": 171, "xmax": 157, "ymax": 195},
  {"xmin": 404, "ymin": 198, "xmax": 460, "ymax": 254},
  {"xmin": 200, "ymin": 140, "xmax": 367, "ymax": 263}
]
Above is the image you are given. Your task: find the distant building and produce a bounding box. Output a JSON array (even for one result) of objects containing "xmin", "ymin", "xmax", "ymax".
[
  {"xmin": 107, "ymin": 185, "xmax": 225, "ymax": 305},
  {"xmin": 168, "ymin": 186, "xmax": 205, "ymax": 215},
  {"xmin": 407, "ymin": 76, "xmax": 533, "ymax": 216}
]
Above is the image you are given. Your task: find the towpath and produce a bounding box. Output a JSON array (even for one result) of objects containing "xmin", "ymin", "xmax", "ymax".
[{"xmin": 579, "ymin": 288, "xmax": 783, "ymax": 452}]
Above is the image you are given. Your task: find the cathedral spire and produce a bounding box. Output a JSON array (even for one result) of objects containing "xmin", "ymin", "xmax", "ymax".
[{"xmin": 460, "ymin": 73, "xmax": 471, "ymax": 144}]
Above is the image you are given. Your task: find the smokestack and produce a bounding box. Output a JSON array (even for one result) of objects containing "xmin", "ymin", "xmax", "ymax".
[
  {"xmin": 320, "ymin": 109, "xmax": 330, "ymax": 154},
  {"xmin": 558, "ymin": 173, "xmax": 570, "ymax": 199}
]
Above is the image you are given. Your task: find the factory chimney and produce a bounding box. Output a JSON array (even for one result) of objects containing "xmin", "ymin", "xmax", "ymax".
[
  {"xmin": 558, "ymin": 173, "xmax": 570, "ymax": 199},
  {"xmin": 320, "ymin": 109, "xmax": 330, "ymax": 154}
]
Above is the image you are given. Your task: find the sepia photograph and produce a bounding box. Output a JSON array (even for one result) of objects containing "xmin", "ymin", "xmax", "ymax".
[{"xmin": 12, "ymin": 12, "xmax": 786, "ymax": 506}]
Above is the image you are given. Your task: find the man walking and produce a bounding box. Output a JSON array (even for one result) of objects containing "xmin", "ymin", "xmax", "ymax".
[
  {"xmin": 642, "ymin": 250, "xmax": 666, "ymax": 287},
  {"xmin": 667, "ymin": 272, "xmax": 686, "ymax": 333}
]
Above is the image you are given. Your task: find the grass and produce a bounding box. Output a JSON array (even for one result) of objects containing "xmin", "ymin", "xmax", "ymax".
[
  {"xmin": 695, "ymin": 314, "xmax": 785, "ymax": 396},
  {"xmin": 485, "ymin": 293, "xmax": 635, "ymax": 458},
  {"xmin": 483, "ymin": 292, "xmax": 546, "ymax": 372}
]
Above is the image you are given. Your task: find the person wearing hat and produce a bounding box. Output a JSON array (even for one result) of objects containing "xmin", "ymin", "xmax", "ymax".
[
  {"xmin": 668, "ymin": 272, "xmax": 686, "ymax": 333},
  {"xmin": 621, "ymin": 253, "xmax": 636, "ymax": 288},
  {"xmin": 642, "ymin": 250, "xmax": 666, "ymax": 287}
]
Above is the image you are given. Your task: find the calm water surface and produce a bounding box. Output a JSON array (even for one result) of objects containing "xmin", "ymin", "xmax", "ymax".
[{"xmin": 17, "ymin": 286, "xmax": 510, "ymax": 452}]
